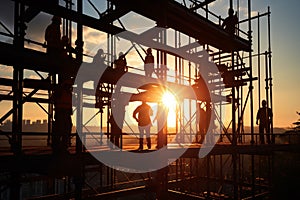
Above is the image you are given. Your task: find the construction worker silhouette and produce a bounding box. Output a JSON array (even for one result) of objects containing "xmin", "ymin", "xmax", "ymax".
[
  {"xmin": 61, "ymin": 35, "xmax": 76, "ymax": 59},
  {"xmin": 133, "ymin": 100, "xmax": 153, "ymax": 150},
  {"xmin": 45, "ymin": 16, "xmax": 62, "ymax": 57},
  {"xmin": 93, "ymin": 48, "xmax": 106, "ymax": 90},
  {"xmin": 144, "ymin": 48, "xmax": 155, "ymax": 77},
  {"xmin": 114, "ymin": 52, "xmax": 128, "ymax": 72},
  {"xmin": 109, "ymin": 115, "xmax": 121, "ymax": 148},
  {"xmin": 256, "ymin": 100, "xmax": 272, "ymax": 144},
  {"xmin": 52, "ymin": 78, "xmax": 73, "ymax": 154},
  {"xmin": 196, "ymin": 104, "xmax": 207, "ymax": 144},
  {"xmin": 93, "ymin": 48, "xmax": 106, "ymax": 65},
  {"xmin": 221, "ymin": 8, "xmax": 238, "ymax": 35}
]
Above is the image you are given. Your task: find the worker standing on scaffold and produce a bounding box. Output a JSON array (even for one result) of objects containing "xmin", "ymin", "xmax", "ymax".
[
  {"xmin": 144, "ymin": 48, "xmax": 155, "ymax": 77},
  {"xmin": 221, "ymin": 8, "xmax": 238, "ymax": 35},
  {"xmin": 133, "ymin": 100, "xmax": 153, "ymax": 150},
  {"xmin": 256, "ymin": 100, "xmax": 272, "ymax": 144},
  {"xmin": 45, "ymin": 16, "xmax": 62, "ymax": 57},
  {"xmin": 114, "ymin": 52, "xmax": 128, "ymax": 72},
  {"xmin": 108, "ymin": 114, "xmax": 121, "ymax": 148},
  {"xmin": 52, "ymin": 78, "xmax": 73, "ymax": 154}
]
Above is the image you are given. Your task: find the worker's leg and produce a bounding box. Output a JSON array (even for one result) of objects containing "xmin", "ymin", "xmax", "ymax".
[
  {"xmin": 138, "ymin": 126, "xmax": 144, "ymax": 150},
  {"xmin": 145, "ymin": 125, "xmax": 151, "ymax": 149},
  {"xmin": 259, "ymin": 125, "xmax": 265, "ymax": 144},
  {"xmin": 266, "ymin": 124, "xmax": 271, "ymax": 144}
]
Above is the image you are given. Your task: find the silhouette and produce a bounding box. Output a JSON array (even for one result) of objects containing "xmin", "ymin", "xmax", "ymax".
[
  {"xmin": 114, "ymin": 52, "xmax": 128, "ymax": 72},
  {"xmin": 109, "ymin": 115, "xmax": 121, "ymax": 148},
  {"xmin": 196, "ymin": 104, "xmax": 207, "ymax": 144},
  {"xmin": 52, "ymin": 78, "xmax": 73, "ymax": 154},
  {"xmin": 61, "ymin": 35, "xmax": 76, "ymax": 60},
  {"xmin": 74, "ymin": 39, "xmax": 84, "ymax": 59},
  {"xmin": 221, "ymin": 8, "xmax": 238, "ymax": 35},
  {"xmin": 256, "ymin": 100, "xmax": 272, "ymax": 144},
  {"xmin": 45, "ymin": 17, "xmax": 77, "ymax": 83},
  {"xmin": 292, "ymin": 112, "xmax": 300, "ymax": 130},
  {"xmin": 93, "ymin": 48, "xmax": 106, "ymax": 90},
  {"xmin": 45, "ymin": 16, "xmax": 62, "ymax": 57},
  {"xmin": 133, "ymin": 100, "xmax": 153, "ymax": 150},
  {"xmin": 144, "ymin": 48, "xmax": 155, "ymax": 77},
  {"xmin": 109, "ymin": 99, "xmax": 126, "ymax": 148},
  {"xmin": 93, "ymin": 48, "xmax": 106, "ymax": 65}
]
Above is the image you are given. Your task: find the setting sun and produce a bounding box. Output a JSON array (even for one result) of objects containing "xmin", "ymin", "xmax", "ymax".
[
  {"xmin": 161, "ymin": 91, "xmax": 177, "ymax": 127},
  {"xmin": 162, "ymin": 91, "xmax": 177, "ymax": 110}
]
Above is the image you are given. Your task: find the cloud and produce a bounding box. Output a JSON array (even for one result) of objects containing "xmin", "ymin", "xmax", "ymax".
[
  {"xmin": 83, "ymin": 26, "xmax": 107, "ymax": 55},
  {"xmin": 0, "ymin": 0, "xmax": 14, "ymax": 32},
  {"xmin": 0, "ymin": 85, "xmax": 12, "ymax": 95},
  {"xmin": 0, "ymin": 65, "xmax": 13, "ymax": 78},
  {"xmin": 251, "ymin": 11, "xmax": 259, "ymax": 18}
]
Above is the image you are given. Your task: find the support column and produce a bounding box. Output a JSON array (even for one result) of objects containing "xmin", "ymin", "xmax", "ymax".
[
  {"xmin": 248, "ymin": 0, "xmax": 254, "ymax": 145},
  {"xmin": 267, "ymin": 6, "xmax": 274, "ymax": 143},
  {"xmin": 74, "ymin": 1, "xmax": 84, "ymax": 199},
  {"xmin": 47, "ymin": 74, "xmax": 55, "ymax": 146},
  {"xmin": 10, "ymin": 1, "xmax": 26, "ymax": 199},
  {"xmin": 231, "ymin": 51, "xmax": 236, "ymax": 146},
  {"xmin": 11, "ymin": 0, "xmax": 26, "ymax": 155}
]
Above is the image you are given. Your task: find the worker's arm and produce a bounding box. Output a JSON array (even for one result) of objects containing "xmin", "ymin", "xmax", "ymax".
[
  {"xmin": 133, "ymin": 107, "xmax": 139, "ymax": 122},
  {"xmin": 256, "ymin": 109, "xmax": 260, "ymax": 125}
]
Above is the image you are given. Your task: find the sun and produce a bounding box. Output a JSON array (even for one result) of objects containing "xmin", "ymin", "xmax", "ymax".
[
  {"xmin": 161, "ymin": 91, "xmax": 178, "ymax": 127},
  {"xmin": 162, "ymin": 91, "xmax": 177, "ymax": 110}
]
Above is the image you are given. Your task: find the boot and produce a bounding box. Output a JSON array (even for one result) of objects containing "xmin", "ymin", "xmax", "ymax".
[
  {"xmin": 138, "ymin": 138, "xmax": 143, "ymax": 150},
  {"xmin": 146, "ymin": 138, "xmax": 151, "ymax": 150}
]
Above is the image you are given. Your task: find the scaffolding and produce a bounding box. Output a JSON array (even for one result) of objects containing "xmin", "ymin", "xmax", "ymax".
[{"xmin": 0, "ymin": 0, "xmax": 299, "ymax": 199}]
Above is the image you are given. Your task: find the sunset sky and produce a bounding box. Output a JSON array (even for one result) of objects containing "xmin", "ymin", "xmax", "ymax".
[{"xmin": 0, "ymin": 0, "xmax": 299, "ymax": 129}]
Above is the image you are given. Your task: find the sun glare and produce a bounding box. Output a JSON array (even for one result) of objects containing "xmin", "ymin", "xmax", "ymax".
[
  {"xmin": 162, "ymin": 91, "xmax": 177, "ymax": 110},
  {"xmin": 161, "ymin": 91, "xmax": 177, "ymax": 127}
]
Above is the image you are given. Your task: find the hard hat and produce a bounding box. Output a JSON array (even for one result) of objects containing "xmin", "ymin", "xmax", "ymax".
[
  {"xmin": 228, "ymin": 8, "xmax": 234, "ymax": 15},
  {"xmin": 97, "ymin": 48, "xmax": 104, "ymax": 54}
]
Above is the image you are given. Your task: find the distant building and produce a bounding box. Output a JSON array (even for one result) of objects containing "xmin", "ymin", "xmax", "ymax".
[{"xmin": 0, "ymin": 119, "xmax": 48, "ymax": 132}]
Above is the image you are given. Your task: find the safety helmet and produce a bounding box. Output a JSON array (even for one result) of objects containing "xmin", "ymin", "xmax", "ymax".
[
  {"xmin": 228, "ymin": 8, "xmax": 234, "ymax": 15},
  {"xmin": 97, "ymin": 48, "xmax": 104, "ymax": 54},
  {"xmin": 147, "ymin": 48, "xmax": 152, "ymax": 53}
]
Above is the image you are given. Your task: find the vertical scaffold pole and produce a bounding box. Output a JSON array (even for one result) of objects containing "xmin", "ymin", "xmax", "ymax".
[
  {"xmin": 75, "ymin": 0, "xmax": 84, "ymax": 199},
  {"xmin": 265, "ymin": 52, "xmax": 269, "ymax": 110},
  {"xmin": 248, "ymin": 0, "xmax": 255, "ymax": 197},
  {"xmin": 12, "ymin": 0, "xmax": 25, "ymax": 156},
  {"xmin": 257, "ymin": 13, "xmax": 261, "ymax": 112},
  {"xmin": 248, "ymin": 0, "xmax": 254, "ymax": 145},
  {"xmin": 232, "ymin": 51, "xmax": 238, "ymax": 200},
  {"xmin": 267, "ymin": 6, "xmax": 274, "ymax": 143},
  {"xmin": 10, "ymin": 1, "xmax": 25, "ymax": 199},
  {"xmin": 231, "ymin": 51, "xmax": 236, "ymax": 146}
]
